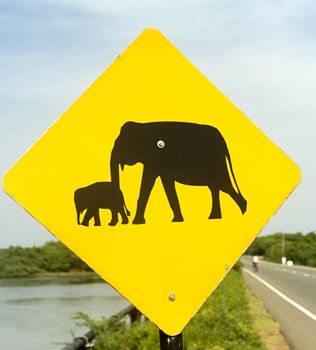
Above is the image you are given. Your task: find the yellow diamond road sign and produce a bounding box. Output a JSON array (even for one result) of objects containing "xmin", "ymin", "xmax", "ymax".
[{"xmin": 3, "ymin": 29, "xmax": 300, "ymax": 335}]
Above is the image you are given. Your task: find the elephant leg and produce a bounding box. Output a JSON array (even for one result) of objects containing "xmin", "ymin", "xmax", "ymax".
[
  {"xmin": 81, "ymin": 208, "xmax": 95, "ymax": 226},
  {"xmin": 208, "ymin": 187, "xmax": 222, "ymax": 219},
  {"xmin": 161, "ymin": 176, "xmax": 184, "ymax": 222},
  {"xmin": 108, "ymin": 209, "xmax": 119, "ymax": 226},
  {"xmin": 133, "ymin": 167, "xmax": 157, "ymax": 224},
  {"xmin": 94, "ymin": 209, "xmax": 101, "ymax": 226},
  {"xmin": 119, "ymin": 208, "xmax": 129, "ymax": 225}
]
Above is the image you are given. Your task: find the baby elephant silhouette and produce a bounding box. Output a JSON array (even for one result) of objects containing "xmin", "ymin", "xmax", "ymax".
[{"xmin": 74, "ymin": 182, "xmax": 130, "ymax": 227}]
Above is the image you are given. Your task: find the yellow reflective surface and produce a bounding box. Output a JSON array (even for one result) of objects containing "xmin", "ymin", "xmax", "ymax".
[{"xmin": 3, "ymin": 29, "xmax": 301, "ymax": 335}]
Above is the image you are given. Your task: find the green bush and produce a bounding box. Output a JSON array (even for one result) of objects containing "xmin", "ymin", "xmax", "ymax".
[
  {"xmin": 72, "ymin": 313, "xmax": 158, "ymax": 350},
  {"xmin": 73, "ymin": 270, "xmax": 264, "ymax": 350},
  {"xmin": 184, "ymin": 270, "xmax": 263, "ymax": 350},
  {"xmin": 246, "ymin": 231, "xmax": 316, "ymax": 267},
  {"xmin": 0, "ymin": 242, "xmax": 91, "ymax": 278}
]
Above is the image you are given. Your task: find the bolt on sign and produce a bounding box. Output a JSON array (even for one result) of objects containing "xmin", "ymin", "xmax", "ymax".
[{"xmin": 3, "ymin": 29, "xmax": 301, "ymax": 335}]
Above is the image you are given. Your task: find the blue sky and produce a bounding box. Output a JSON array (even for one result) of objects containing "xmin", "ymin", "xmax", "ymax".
[{"xmin": 1, "ymin": 0, "xmax": 316, "ymax": 247}]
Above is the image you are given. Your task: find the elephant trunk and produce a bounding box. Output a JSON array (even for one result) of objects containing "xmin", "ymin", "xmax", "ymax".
[
  {"xmin": 110, "ymin": 145, "xmax": 121, "ymax": 188},
  {"xmin": 74, "ymin": 190, "xmax": 83, "ymax": 225},
  {"xmin": 76, "ymin": 207, "xmax": 81, "ymax": 225}
]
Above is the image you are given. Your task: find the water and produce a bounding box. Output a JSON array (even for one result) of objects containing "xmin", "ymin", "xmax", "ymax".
[{"xmin": 0, "ymin": 275, "xmax": 129, "ymax": 350}]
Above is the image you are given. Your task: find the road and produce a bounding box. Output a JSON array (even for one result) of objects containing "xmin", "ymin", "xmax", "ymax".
[{"xmin": 241, "ymin": 256, "xmax": 316, "ymax": 350}]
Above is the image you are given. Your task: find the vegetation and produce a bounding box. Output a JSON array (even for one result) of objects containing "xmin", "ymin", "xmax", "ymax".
[
  {"xmin": 73, "ymin": 267, "xmax": 265, "ymax": 350},
  {"xmin": 246, "ymin": 286, "xmax": 289, "ymax": 350},
  {"xmin": 0, "ymin": 241, "xmax": 91, "ymax": 278},
  {"xmin": 246, "ymin": 231, "xmax": 316, "ymax": 267}
]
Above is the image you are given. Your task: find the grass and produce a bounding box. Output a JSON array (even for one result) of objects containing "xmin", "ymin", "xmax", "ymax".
[{"xmin": 246, "ymin": 287, "xmax": 289, "ymax": 350}]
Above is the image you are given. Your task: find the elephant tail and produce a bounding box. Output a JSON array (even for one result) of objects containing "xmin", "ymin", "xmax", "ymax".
[
  {"xmin": 226, "ymin": 150, "xmax": 242, "ymax": 194},
  {"xmin": 225, "ymin": 149, "xmax": 247, "ymax": 214},
  {"xmin": 122, "ymin": 195, "xmax": 130, "ymax": 216},
  {"xmin": 124, "ymin": 202, "xmax": 131, "ymax": 217},
  {"xmin": 119, "ymin": 189, "xmax": 130, "ymax": 216}
]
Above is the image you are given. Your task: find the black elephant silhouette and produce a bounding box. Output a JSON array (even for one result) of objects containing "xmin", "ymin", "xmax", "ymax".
[
  {"xmin": 110, "ymin": 121, "xmax": 247, "ymax": 224},
  {"xmin": 74, "ymin": 182, "xmax": 130, "ymax": 226}
]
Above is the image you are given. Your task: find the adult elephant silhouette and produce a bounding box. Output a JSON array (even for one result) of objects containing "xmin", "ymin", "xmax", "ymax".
[{"xmin": 110, "ymin": 121, "xmax": 247, "ymax": 224}]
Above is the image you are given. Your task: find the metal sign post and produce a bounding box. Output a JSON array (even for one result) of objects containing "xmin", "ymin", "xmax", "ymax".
[{"xmin": 159, "ymin": 330, "xmax": 183, "ymax": 350}]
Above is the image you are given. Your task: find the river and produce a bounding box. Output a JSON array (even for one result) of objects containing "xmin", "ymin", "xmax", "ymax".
[{"xmin": 0, "ymin": 274, "xmax": 129, "ymax": 350}]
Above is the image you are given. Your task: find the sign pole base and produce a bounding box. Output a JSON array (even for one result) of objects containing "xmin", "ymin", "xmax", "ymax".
[{"xmin": 159, "ymin": 330, "xmax": 183, "ymax": 350}]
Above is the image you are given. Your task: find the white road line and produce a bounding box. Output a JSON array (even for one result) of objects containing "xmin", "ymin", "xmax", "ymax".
[
  {"xmin": 243, "ymin": 268, "xmax": 316, "ymax": 322},
  {"xmin": 303, "ymin": 274, "xmax": 310, "ymax": 277}
]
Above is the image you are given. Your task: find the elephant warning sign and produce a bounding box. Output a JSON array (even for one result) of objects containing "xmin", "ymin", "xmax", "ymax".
[{"xmin": 3, "ymin": 28, "xmax": 300, "ymax": 335}]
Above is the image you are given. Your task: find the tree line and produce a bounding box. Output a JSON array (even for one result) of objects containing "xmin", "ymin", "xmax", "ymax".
[
  {"xmin": 1, "ymin": 231, "xmax": 315, "ymax": 278},
  {"xmin": 0, "ymin": 241, "xmax": 91, "ymax": 278},
  {"xmin": 246, "ymin": 231, "xmax": 316, "ymax": 267}
]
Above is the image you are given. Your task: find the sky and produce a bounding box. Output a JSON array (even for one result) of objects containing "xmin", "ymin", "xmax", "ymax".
[{"xmin": 1, "ymin": 0, "xmax": 316, "ymax": 247}]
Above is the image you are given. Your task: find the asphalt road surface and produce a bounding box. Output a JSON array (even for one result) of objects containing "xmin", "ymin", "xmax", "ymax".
[{"xmin": 241, "ymin": 256, "xmax": 316, "ymax": 350}]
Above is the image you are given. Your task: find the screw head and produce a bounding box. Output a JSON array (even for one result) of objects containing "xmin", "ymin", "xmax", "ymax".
[
  {"xmin": 157, "ymin": 140, "xmax": 165, "ymax": 148},
  {"xmin": 168, "ymin": 293, "xmax": 176, "ymax": 302},
  {"xmin": 225, "ymin": 264, "xmax": 231, "ymax": 272}
]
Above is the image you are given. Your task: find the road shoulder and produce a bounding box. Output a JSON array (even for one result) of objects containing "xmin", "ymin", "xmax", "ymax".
[{"xmin": 245, "ymin": 280, "xmax": 289, "ymax": 350}]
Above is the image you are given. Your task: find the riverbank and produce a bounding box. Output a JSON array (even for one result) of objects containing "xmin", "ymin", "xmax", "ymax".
[
  {"xmin": 0, "ymin": 271, "xmax": 104, "ymax": 289},
  {"xmin": 31, "ymin": 271, "xmax": 101, "ymax": 279}
]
